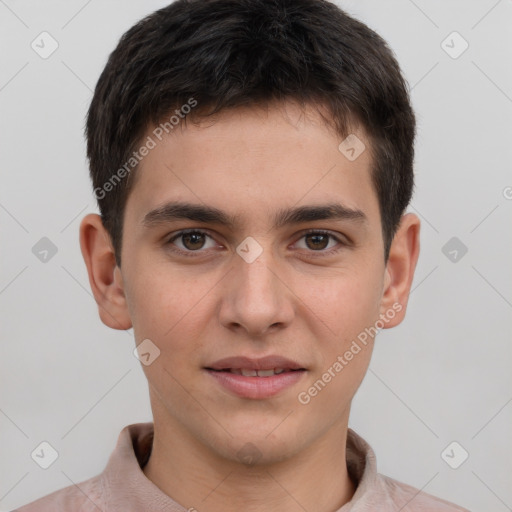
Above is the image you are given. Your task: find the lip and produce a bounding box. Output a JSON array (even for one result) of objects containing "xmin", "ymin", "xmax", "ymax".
[
  {"xmin": 204, "ymin": 355, "xmax": 307, "ymax": 399},
  {"xmin": 205, "ymin": 355, "xmax": 305, "ymax": 371}
]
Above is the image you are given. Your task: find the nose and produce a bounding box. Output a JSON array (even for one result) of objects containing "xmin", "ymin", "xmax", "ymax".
[{"xmin": 218, "ymin": 245, "xmax": 295, "ymax": 338}]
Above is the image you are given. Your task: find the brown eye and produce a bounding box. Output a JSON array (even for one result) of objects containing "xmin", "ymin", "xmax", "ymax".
[
  {"xmin": 181, "ymin": 232, "xmax": 207, "ymax": 250},
  {"xmin": 295, "ymin": 230, "xmax": 342, "ymax": 253},
  {"xmin": 304, "ymin": 233, "xmax": 330, "ymax": 250},
  {"xmin": 167, "ymin": 230, "xmax": 217, "ymax": 253}
]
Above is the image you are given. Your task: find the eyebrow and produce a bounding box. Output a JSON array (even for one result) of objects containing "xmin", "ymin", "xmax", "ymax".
[{"xmin": 142, "ymin": 201, "xmax": 367, "ymax": 230}]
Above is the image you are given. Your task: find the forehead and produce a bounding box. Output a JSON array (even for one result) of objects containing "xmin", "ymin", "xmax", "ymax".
[{"xmin": 124, "ymin": 101, "xmax": 379, "ymax": 231}]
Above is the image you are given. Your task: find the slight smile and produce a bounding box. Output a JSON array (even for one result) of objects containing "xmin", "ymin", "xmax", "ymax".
[{"xmin": 204, "ymin": 355, "xmax": 307, "ymax": 399}]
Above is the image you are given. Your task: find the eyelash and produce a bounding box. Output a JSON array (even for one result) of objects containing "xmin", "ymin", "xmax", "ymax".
[{"xmin": 164, "ymin": 228, "xmax": 348, "ymax": 258}]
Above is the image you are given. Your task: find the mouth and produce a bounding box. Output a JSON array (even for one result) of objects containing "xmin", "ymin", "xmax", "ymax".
[
  {"xmin": 207, "ymin": 368, "xmax": 304, "ymax": 377},
  {"xmin": 204, "ymin": 355, "xmax": 307, "ymax": 399},
  {"xmin": 205, "ymin": 355, "xmax": 306, "ymax": 372}
]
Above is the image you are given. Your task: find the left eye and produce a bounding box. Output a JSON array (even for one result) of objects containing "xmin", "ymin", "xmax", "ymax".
[{"xmin": 295, "ymin": 231, "xmax": 340, "ymax": 251}]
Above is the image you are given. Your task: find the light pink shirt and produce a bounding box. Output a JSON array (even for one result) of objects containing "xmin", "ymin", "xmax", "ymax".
[{"xmin": 14, "ymin": 422, "xmax": 470, "ymax": 511}]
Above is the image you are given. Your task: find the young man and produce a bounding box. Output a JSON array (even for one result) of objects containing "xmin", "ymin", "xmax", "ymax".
[{"xmin": 15, "ymin": 0, "xmax": 469, "ymax": 510}]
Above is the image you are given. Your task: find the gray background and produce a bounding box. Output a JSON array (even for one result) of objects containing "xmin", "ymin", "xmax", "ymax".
[{"xmin": 1, "ymin": 1, "xmax": 511, "ymax": 510}]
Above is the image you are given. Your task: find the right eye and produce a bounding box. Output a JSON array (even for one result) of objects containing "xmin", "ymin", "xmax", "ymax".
[{"xmin": 165, "ymin": 229, "xmax": 220, "ymax": 255}]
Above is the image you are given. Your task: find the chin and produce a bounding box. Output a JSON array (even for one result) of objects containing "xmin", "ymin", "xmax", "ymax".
[{"xmin": 206, "ymin": 426, "xmax": 305, "ymax": 466}]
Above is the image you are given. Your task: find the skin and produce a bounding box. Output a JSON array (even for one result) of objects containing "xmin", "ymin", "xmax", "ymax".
[{"xmin": 80, "ymin": 100, "xmax": 420, "ymax": 512}]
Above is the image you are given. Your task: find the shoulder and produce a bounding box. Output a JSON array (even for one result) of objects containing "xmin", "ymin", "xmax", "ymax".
[
  {"xmin": 12, "ymin": 473, "xmax": 104, "ymax": 511},
  {"xmin": 345, "ymin": 429, "xmax": 471, "ymax": 512},
  {"xmin": 377, "ymin": 474, "xmax": 471, "ymax": 511}
]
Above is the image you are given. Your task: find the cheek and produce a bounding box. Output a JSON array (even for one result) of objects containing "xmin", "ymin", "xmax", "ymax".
[
  {"xmin": 127, "ymin": 267, "xmax": 218, "ymax": 364},
  {"xmin": 297, "ymin": 266, "xmax": 383, "ymax": 342},
  {"xmin": 127, "ymin": 264, "xmax": 197, "ymax": 331},
  {"xmin": 128, "ymin": 270, "xmax": 213, "ymax": 397},
  {"xmin": 294, "ymin": 273, "xmax": 380, "ymax": 412}
]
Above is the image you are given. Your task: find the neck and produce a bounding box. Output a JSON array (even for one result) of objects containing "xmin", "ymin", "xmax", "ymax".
[{"xmin": 142, "ymin": 417, "xmax": 356, "ymax": 512}]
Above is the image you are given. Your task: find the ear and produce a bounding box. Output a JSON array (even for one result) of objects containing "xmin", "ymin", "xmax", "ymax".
[
  {"xmin": 380, "ymin": 213, "xmax": 420, "ymax": 328},
  {"xmin": 79, "ymin": 213, "xmax": 132, "ymax": 330}
]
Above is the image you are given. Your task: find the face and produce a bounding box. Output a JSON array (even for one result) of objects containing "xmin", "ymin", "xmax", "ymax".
[{"xmin": 81, "ymin": 100, "xmax": 419, "ymax": 465}]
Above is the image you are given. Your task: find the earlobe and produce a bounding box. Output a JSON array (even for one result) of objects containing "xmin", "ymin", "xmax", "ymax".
[
  {"xmin": 380, "ymin": 213, "xmax": 421, "ymax": 328},
  {"xmin": 79, "ymin": 213, "xmax": 132, "ymax": 330}
]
